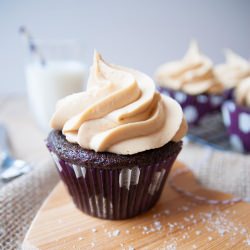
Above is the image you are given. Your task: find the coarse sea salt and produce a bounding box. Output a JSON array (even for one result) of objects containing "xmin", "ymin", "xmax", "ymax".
[
  {"xmin": 182, "ymin": 206, "xmax": 189, "ymax": 211},
  {"xmin": 112, "ymin": 229, "xmax": 120, "ymax": 237},
  {"xmin": 164, "ymin": 209, "xmax": 170, "ymax": 215},
  {"xmin": 88, "ymin": 203, "xmax": 249, "ymax": 248},
  {"xmin": 244, "ymin": 238, "xmax": 250, "ymax": 246},
  {"xmin": 154, "ymin": 221, "xmax": 162, "ymax": 230},
  {"xmin": 195, "ymin": 230, "xmax": 202, "ymax": 235},
  {"xmin": 165, "ymin": 242, "xmax": 177, "ymax": 250}
]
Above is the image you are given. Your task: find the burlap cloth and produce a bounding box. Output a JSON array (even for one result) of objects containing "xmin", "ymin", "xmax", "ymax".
[
  {"xmin": 0, "ymin": 159, "xmax": 59, "ymax": 250},
  {"xmin": 0, "ymin": 97, "xmax": 250, "ymax": 249},
  {"xmin": 179, "ymin": 144, "xmax": 250, "ymax": 200}
]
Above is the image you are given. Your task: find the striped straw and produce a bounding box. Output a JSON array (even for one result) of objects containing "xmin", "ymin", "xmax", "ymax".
[{"xmin": 19, "ymin": 26, "xmax": 46, "ymax": 66}]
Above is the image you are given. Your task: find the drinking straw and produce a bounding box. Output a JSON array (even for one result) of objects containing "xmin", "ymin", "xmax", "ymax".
[{"xmin": 19, "ymin": 26, "xmax": 46, "ymax": 66}]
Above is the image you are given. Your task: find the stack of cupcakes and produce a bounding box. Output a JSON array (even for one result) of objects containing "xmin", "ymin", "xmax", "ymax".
[
  {"xmin": 155, "ymin": 41, "xmax": 224, "ymax": 125},
  {"xmin": 47, "ymin": 52, "xmax": 187, "ymax": 220},
  {"xmin": 215, "ymin": 50, "xmax": 250, "ymax": 153},
  {"xmin": 155, "ymin": 41, "xmax": 250, "ymax": 153}
]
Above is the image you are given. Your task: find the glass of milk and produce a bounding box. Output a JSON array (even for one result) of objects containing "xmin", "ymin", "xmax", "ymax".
[{"xmin": 25, "ymin": 40, "xmax": 86, "ymax": 132}]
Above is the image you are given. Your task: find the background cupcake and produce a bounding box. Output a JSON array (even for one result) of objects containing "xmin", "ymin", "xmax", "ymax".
[
  {"xmin": 155, "ymin": 41, "xmax": 224, "ymax": 125},
  {"xmin": 214, "ymin": 49, "xmax": 250, "ymax": 99},
  {"xmin": 222, "ymin": 77, "xmax": 250, "ymax": 153},
  {"xmin": 47, "ymin": 52, "xmax": 187, "ymax": 220}
]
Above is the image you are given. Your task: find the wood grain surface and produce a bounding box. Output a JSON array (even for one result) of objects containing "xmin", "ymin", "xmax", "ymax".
[{"xmin": 23, "ymin": 162, "xmax": 250, "ymax": 250}]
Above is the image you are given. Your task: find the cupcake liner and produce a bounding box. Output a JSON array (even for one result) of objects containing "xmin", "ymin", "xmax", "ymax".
[
  {"xmin": 48, "ymin": 149, "xmax": 180, "ymax": 220},
  {"xmin": 223, "ymin": 88, "xmax": 234, "ymax": 101},
  {"xmin": 158, "ymin": 86, "xmax": 224, "ymax": 126},
  {"xmin": 222, "ymin": 101, "xmax": 250, "ymax": 153}
]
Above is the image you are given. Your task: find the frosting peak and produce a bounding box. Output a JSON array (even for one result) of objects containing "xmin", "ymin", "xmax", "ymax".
[
  {"xmin": 235, "ymin": 77, "xmax": 250, "ymax": 108},
  {"xmin": 214, "ymin": 50, "xmax": 250, "ymax": 89},
  {"xmin": 155, "ymin": 41, "xmax": 223, "ymax": 95},
  {"xmin": 51, "ymin": 52, "xmax": 187, "ymax": 155}
]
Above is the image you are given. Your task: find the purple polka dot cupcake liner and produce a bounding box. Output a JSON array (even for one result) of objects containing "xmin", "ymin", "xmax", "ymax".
[
  {"xmin": 48, "ymin": 148, "xmax": 180, "ymax": 220},
  {"xmin": 158, "ymin": 86, "xmax": 224, "ymax": 126},
  {"xmin": 223, "ymin": 88, "xmax": 234, "ymax": 101},
  {"xmin": 222, "ymin": 101, "xmax": 250, "ymax": 153}
]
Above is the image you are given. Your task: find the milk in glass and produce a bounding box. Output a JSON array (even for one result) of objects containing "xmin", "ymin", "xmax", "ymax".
[{"xmin": 26, "ymin": 61, "xmax": 86, "ymax": 132}]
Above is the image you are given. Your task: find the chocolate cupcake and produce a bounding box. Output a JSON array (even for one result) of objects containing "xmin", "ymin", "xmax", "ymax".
[
  {"xmin": 222, "ymin": 77, "xmax": 250, "ymax": 153},
  {"xmin": 214, "ymin": 49, "xmax": 250, "ymax": 100},
  {"xmin": 155, "ymin": 41, "xmax": 224, "ymax": 125},
  {"xmin": 46, "ymin": 52, "xmax": 187, "ymax": 220}
]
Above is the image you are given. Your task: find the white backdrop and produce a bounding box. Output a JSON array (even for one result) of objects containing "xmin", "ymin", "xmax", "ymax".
[{"xmin": 0, "ymin": 0, "xmax": 249, "ymax": 94}]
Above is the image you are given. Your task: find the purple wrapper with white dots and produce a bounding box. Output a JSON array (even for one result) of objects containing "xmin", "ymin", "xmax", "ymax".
[
  {"xmin": 158, "ymin": 86, "xmax": 224, "ymax": 126},
  {"xmin": 223, "ymin": 88, "xmax": 234, "ymax": 101},
  {"xmin": 222, "ymin": 101, "xmax": 250, "ymax": 153},
  {"xmin": 48, "ymin": 149, "xmax": 180, "ymax": 220}
]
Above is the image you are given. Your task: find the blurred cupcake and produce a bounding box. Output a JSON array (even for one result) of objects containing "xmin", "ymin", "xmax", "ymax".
[
  {"xmin": 155, "ymin": 41, "xmax": 224, "ymax": 125},
  {"xmin": 47, "ymin": 51, "xmax": 187, "ymax": 220},
  {"xmin": 222, "ymin": 77, "xmax": 250, "ymax": 153},
  {"xmin": 214, "ymin": 50, "xmax": 250, "ymax": 98}
]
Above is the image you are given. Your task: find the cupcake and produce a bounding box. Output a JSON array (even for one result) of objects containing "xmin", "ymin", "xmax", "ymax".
[
  {"xmin": 214, "ymin": 49, "xmax": 250, "ymax": 99},
  {"xmin": 155, "ymin": 41, "xmax": 224, "ymax": 125},
  {"xmin": 222, "ymin": 77, "xmax": 250, "ymax": 153},
  {"xmin": 46, "ymin": 51, "xmax": 187, "ymax": 220}
]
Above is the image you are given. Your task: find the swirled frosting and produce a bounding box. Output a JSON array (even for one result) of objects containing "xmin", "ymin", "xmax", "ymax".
[
  {"xmin": 214, "ymin": 50, "xmax": 250, "ymax": 89},
  {"xmin": 235, "ymin": 77, "xmax": 250, "ymax": 108},
  {"xmin": 155, "ymin": 41, "xmax": 223, "ymax": 95},
  {"xmin": 50, "ymin": 52, "xmax": 187, "ymax": 155}
]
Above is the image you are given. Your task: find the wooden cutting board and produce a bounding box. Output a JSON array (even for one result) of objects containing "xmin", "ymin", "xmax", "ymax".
[{"xmin": 22, "ymin": 162, "xmax": 250, "ymax": 250}]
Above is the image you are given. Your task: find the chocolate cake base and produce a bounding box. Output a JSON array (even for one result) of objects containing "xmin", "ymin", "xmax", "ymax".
[{"xmin": 46, "ymin": 130, "xmax": 182, "ymax": 220}]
